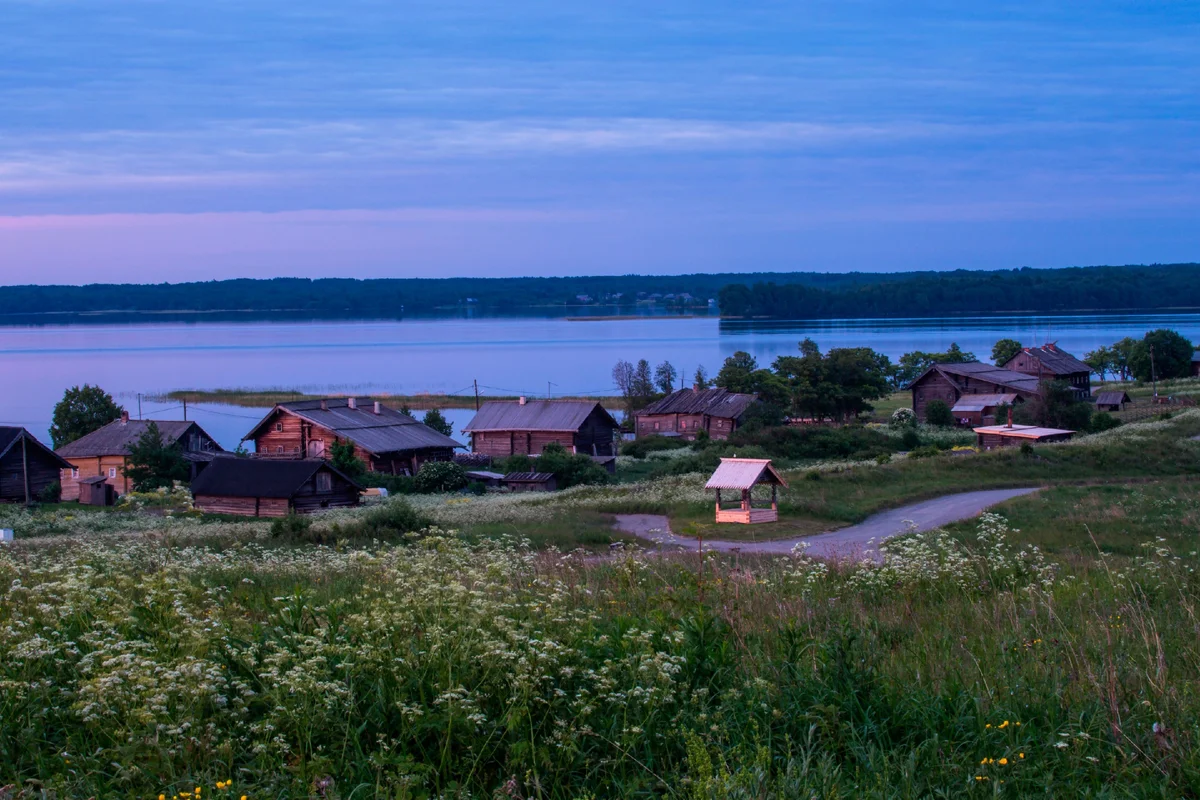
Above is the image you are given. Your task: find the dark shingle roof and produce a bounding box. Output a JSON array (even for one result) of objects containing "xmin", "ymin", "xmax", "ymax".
[
  {"xmin": 56, "ymin": 419, "xmax": 221, "ymax": 458},
  {"xmin": 191, "ymin": 457, "xmax": 361, "ymax": 498},
  {"xmin": 464, "ymin": 400, "xmax": 617, "ymax": 433},
  {"xmin": 908, "ymin": 362, "xmax": 1041, "ymax": 393},
  {"xmin": 635, "ymin": 388, "xmax": 757, "ymax": 420},
  {"xmin": 504, "ymin": 472, "xmax": 556, "ymax": 482},
  {"xmin": 1018, "ymin": 344, "xmax": 1092, "ymax": 375},
  {"xmin": 244, "ymin": 398, "xmax": 464, "ymax": 453},
  {"xmin": 0, "ymin": 427, "xmax": 73, "ymax": 468},
  {"xmin": 1094, "ymin": 391, "xmax": 1131, "ymax": 405}
]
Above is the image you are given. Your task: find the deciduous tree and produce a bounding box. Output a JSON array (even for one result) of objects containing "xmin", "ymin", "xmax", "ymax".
[
  {"xmin": 1129, "ymin": 329, "xmax": 1194, "ymax": 382},
  {"xmin": 123, "ymin": 421, "xmax": 189, "ymax": 491},
  {"xmin": 991, "ymin": 338, "xmax": 1023, "ymax": 367},
  {"xmin": 50, "ymin": 385, "xmax": 124, "ymax": 448}
]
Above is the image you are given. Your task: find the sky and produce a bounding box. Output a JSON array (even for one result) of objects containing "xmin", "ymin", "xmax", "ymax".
[{"xmin": 0, "ymin": 1, "xmax": 1198, "ymax": 284}]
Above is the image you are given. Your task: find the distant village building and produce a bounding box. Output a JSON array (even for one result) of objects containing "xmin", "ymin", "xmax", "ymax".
[
  {"xmin": 1093, "ymin": 391, "xmax": 1132, "ymax": 412},
  {"xmin": 973, "ymin": 423, "xmax": 1075, "ymax": 449},
  {"xmin": 503, "ymin": 472, "xmax": 557, "ymax": 492},
  {"xmin": 1193, "ymin": 350, "xmax": 1200, "ymax": 377},
  {"xmin": 907, "ymin": 363, "xmax": 1041, "ymax": 423},
  {"xmin": 705, "ymin": 457, "xmax": 788, "ymax": 524},
  {"xmin": 463, "ymin": 399, "xmax": 619, "ymax": 458},
  {"xmin": 56, "ymin": 413, "xmax": 222, "ymax": 501},
  {"xmin": 242, "ymin": 398, "xmax": 462, "ymax": 475},
  {"xmin": 949, "ymin": 393, "xmax": 1021, "ymax": 427},
  {"xmin": 635, "ymin": 387, "xmax": 757, "ymax": 440},
  {"xmin": 0, "ymin": 427, "xmax": 71, "ymax": 504},
  {"xmin": 1002, "ymin": 344, "xmax": 1092, "ymax": 398},
  {"xmin": 191, "ymin": 458, "xmax": 361, "ymax": 517}
]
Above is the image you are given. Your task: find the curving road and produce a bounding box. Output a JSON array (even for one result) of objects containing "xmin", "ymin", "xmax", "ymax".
[{"xmin": 614, "ymin": 487, "xmax": 1040, "ymax": 560}]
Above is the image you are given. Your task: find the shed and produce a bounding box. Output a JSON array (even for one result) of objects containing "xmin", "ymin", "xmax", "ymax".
[
  {"xmin": 704, "ymin": 458, "xmax": 788, "ymax": 524},
  {"xmin": 973, "ymin": 424, "xmax": 1075, "ymax": 450},
  {"xmin": 78, "ymin": 475, "xmax": 116, "ymax": 507},
  {"xmin": 503, "ymin": 472, "xmax": 557, "ymax": 492},
  {"xmin": 0, "ymin": 427, "xmax": 72, "ymax": 504},
  {"xmin": 1093, "ymin": 391, "xmax": 1132, "ymax": 412},
  {"xmin": 464, "ymin": 470, "xmax": 506, "ymax": 488},
  {"xmin": 190, "ymin": 458, "xmax": 362, "ymax": 517}
]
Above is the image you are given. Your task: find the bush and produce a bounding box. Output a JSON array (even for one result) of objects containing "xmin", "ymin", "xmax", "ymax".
[
  {"xmin": 890, "ymin": 407, "xmax": 916, "ymax": 428},
  {"xmin": 269, "ymin": 513, "xmax": 312, "ymax": 540},
  {"xmin": 362, "ymin": 472, "xmax": 416, "ymax": 495},
  {"xmin": 414, "ymin": 461, "xmax": 468, "ymax": 493},
  {"xmin": 900, "ymin": 428, "xmax": 921, "ymax": 450},
  {"xmin": 37, "ymin": 480, "xmax": 61, "ymax": 504},
  {"xmin": 339, "ymin": 499, "xmax": 430, "ymax": 540},
  {"xmin": 466, "ymin": 481, "xmax": 486, "ymax": 496},
  {"xmin": 536, "ymin": 442, "xmax": 611, "ymax": 489},
  {"xmin": 620, "ymin": 436, "xmax": 689, "ymax": 459},
  {"xmin": 907, "ymin": 445, "xmax": 941, "ymax": 459},
  {"xmin": 1089, "ymin": 412, "xmax": 1122, "ymax": 433},
  {"xmin": 493, "ymin": 454, "xmax": 533, "ymax": 474},
  {"xmin": 726, "ymin": 425, "xmax": 899, "ymax": 461},
  {"xmin": 925, "ymin": 400, "xmax": 954, "ymax": 428}
]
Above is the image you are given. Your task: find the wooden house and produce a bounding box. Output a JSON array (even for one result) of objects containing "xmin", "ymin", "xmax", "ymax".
[
  {"xmin": 191, "ymin": 457, "xmax": 361, "ymax": 517},
  {"xmin": 242, "ymin": 397, "xmax": 463, "ymax": 475},
  {"xmin": 705, "ymin": 458, "xmax": 788, "ymax": 524},
  {"xmin": 0, "ymin": 427, "xmax": 72, "ymax": 504},
  {"xmin": 973, "ymin": 423, "xmax": 1075, "ymax": 450},
  {"xmin": 634, "ymin": 387, "xmax": 757, "ymax": 440},
  {"xmin": 1192, "ymin": 350, "xmax": 1200, "ymax": 377},
  {"xmin": 503, "ymin": 472, "xmax": 558, "ymax": 492},
  {"xmin": 907, "ymin": 363, "xmax": 1041, "ymax": 423},
  {"xmin": 1093, "ymin": 391, "xmax": 1132, "ymax": 412},
  {"xmin": 463, "ymin": 399, "xmax": 619, "ymax": 457},
  {"xmin": 56, "ymin": 413, "xmax": 223, "ymax": 501},
  {"xmin": 1002, "ymin": 344, "xmax": 1092, "ymax": 398}
]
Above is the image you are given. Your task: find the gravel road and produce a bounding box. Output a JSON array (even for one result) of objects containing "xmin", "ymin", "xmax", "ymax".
[{"xmin": 614, "ymin": 487, "xmax": 1040, "ymax": 560}]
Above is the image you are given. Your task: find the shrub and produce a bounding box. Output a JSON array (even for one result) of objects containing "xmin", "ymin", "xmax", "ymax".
[
  {"xmin": 889, "ymin": 407, "xmax": 916, "ymax": 428},
  {"xmin": 874, "ymin": 452, "xmax": 892, "ymax": 465},
  {"xmin": 330, "ymin": 439, "xmax": 366, "ymax": 481},
  {"xmin": 269, "ymin": 512, "xmax": 312, "ymax": 540},
  {"xmin": 337, "ymin": 499, "xmax": 430, "ymax": 540},
  {"xmin": 536, "ymin": 442, "xmax": 611, "ymax": 489},
  {"xmin": 726, "ymin": 425, "xmax": 899, "ymax": 461},
  {"xmin": 1090, "ymin": 412, "xmax": 1122, "ymax": 433},
  {"xmin": 924, "ymin": 400, "xmax": 954, "ymax": 428},
  {"xmin": 620, "ymin": 436, "xmax": 689, "ymax": 459},
  {"xmin": 907, "ymin": 445, "xmax": 941, "ymax": 459},
  {"xmin": 37, "ymin": 480, "xmax": 61, "ymax": 504},
  {"xmin": 414, "ymin": 461, "xmax": 468, "ymax": 493},
  {"xmin": 362, "ymin": 472, "xmax": 416, "ymax": 495},
  {"xmin": 900, "ymin": 428, "xmax": 921, "ymax": 450},
  {"xmin": 493, "ymin": 454, "xmax": 533, "ymax": 474},
  {"xmin": 466, "ymin": 481, "xmax": 487, "ymax": 496}
]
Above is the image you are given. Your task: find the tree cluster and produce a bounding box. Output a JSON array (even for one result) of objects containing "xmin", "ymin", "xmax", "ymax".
[{"xmin": 1086, "ymin": 329, "xmax": 1194, "ymax": 383}]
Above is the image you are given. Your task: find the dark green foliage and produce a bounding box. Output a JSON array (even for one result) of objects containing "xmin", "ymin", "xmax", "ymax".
[
  {"xmin": 895, "ymin": 344, "xmax": 975, "ymax": 387},
  {"xmin": 728, "ymin": 425, "xmax": 897, "ymax": 461},
  {"xmin": 773, "ymin": 339, "xmax": 893, "ymax": 421},
  {"xmin": 336, "ymin": 499, "xmax": 429, "ymax": 540},
  {"xmin": 900, "ymin": 429, "xmax": 921, "ymax": 450},
  {"xmin": 924, "ymin": 400, "xmax": 954, "ymax": 428},
  {"xmin": 362, "ymin": 472, "xmax": 415, "ymax": 495},
  {"xmin": 736, "ymin": 401, "xmax": 785, "ymax": 433},
  {"xmin": 535, "ymin": 442, "xmax": 610, "ymax": 489},
  {"xmin": 907, "ymin": 445, "xmax": 941, "ymax": 459},
  {"xmin": 493, "ymin": 453, "xmax": 533, "ymax": 474},
  {"xmin": 991, "ymin": 337, "xmax": 1023, "ymax": 366},
  {"xmin": 421, "ymin": 408, "xmax": 453, "ymax": 437},
  {"xmin": 1129, "ymin": 328, "xmax": 1195, "ymax": 381},
  {"xmin": 49, "ymin": 385, "xmax": 124, "ymax": 448},
  {"xmin": 1014, "ymin": 381, "xmax": 1093, "ymax": 431},
  {"xmin": 715, "ymin": 351, "xmax": 791, "ymax": 408},
  {"xmin": 413, "ymin": 461, "xmax": 468, "ymax": 493},
  {"xmin": 329, "ymin": 439, "xmax": 365, "ymax": 480},
  {"xmin": 620, "ymin": 436, "xmax": 689, "ymax": 458},
  {"xmin": 123, "ymin": 421, "xmax": 190, "ymax": 491},
  {"xmin": 269, "ymin": 512, "xmax": 312, "ymax": 540},
  {"xmin": 37, "ymin": 481, "xmax": 61, "ymax": 504},
  {"xmin": 1089, "ymin": 412, "xmax": 1121, "ymax": 433},
  {"xmin": 466, "ymin": 481, "xmax": 487, "ymax": 496},
  {"xmin": 653, "ymin": 360, "xmax": 678, "ymax": 394}
]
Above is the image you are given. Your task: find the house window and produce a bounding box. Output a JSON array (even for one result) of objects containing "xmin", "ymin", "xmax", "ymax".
[
  {"xmin": 275, "ymin": 422, "xmax": 284, "ymax": 432},
  {"xmin": 316, "ymin": 472, "xmax": 332, "ymax": 492},
  {"xmin": 653, "ymin": 422, "xmax": 659, "ymax": 430},
  {"xmin": 276, "ymin": 446, "xmax": 284, "ymax": 454},
  {"xmin": 108, "ymin": 467, "xmax": 117, "ymax": 478},
  {"xmin": 71, "ymin": 468, "xmax": 79, "ymax": 479}
]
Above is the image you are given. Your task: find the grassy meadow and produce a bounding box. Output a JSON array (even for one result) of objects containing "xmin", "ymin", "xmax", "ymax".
[{"xmin": 1, "ymin": 412, "xmax": 1200, "ymax": 797}]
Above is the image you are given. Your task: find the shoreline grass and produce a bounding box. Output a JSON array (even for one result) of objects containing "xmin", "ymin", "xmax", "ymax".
[{"xmin": 155, "ymin": 388, "xmax": 621, "ymax": 409}]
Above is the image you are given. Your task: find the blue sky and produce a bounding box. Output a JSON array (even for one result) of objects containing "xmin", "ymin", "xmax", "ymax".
[{"xmin": 1, "ymin": 1, "xmax": 1197, "ymax": 283}]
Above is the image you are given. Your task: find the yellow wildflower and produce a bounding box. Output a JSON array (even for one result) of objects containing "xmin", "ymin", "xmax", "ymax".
[
  {"xmin": 999, "ymin": 757, "xmax": 1008, "ymax": 765},
  {"xmin": 1019, "ymin": 752, "xmax": 1025, "ymax": 759}
]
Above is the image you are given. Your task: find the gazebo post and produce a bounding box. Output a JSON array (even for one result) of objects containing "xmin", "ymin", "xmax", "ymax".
[
  {"xmin": 715, "ymin": 488, "xmax": 721, "ymax": 516},
  {"xmin": 771, "ymin": 484, "xmax": 777, "ymax": 512},
  {"xmin": 741, "ymin": 488, "xmax": 750, "ymax": 512}
]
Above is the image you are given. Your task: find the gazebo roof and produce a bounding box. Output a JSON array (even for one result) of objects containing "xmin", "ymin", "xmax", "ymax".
[{"xmin": 704, "ymin": 458, "xmax": 788, "ymax": 490}]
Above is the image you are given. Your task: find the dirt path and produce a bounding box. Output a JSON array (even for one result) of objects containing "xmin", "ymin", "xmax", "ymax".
[{"xmin": 613, "ymin": 487, "xmax": 1040, "ymax": 560}]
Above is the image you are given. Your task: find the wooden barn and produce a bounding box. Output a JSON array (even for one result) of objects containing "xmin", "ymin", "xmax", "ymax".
[
  {"xmin": 243, "ymin": 398, "xmax": 463, "ymax": 475},
  {"xmin": 907, "ymin": 363, "xmax": 1041, "ymax": 424},
  {"xmin": 463, "ymin": 399, "xmax": 619, "ymax": 457},
  {"xmin": 56, "ymin": 413, "xmax": 222, "ymax": 501},
  {"xmin": 1002, "ymin": 344, "xmax": 1092, "ymax": 398},
  {"xmin": 191, "ymin": 457, "xmax": 361, "ymax": 517},
  {"xmin": 705, "ymin": 458, "xmax": 787, "ymax": 524},
  {"xmin": 1093, "ymin": 391, "xmax": 1132, "ymax": 412},
  {"xmin": 503, "ymin": 472, "xmax": 557, "ymax": 492},
  {"xmin": 634, "ymin": 387, "xmax": 757, "ymax": 440},
  {"xmin": 0, "ymin": 427, "xmax": 72, "ymax": 504},
  {"xmin": 973, "ymin": 423, "xmax": 1075, "ymax": 450}
]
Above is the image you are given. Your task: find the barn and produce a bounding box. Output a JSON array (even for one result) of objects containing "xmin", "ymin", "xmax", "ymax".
[
  {"xmin": 0, "ymin": 427, "xmax": 72, "ymax": 504},
  {"xmin": 1002, "ymin": 344, "xmax": 1092, "ymax": 398},
  {"xmin": 463, "ymin": 399, "xmax": 619, "ymax": 458},
  {"xmin": 907, "ymin": 363, "xmax": 1041, "ymax": 424},
  {"xmin": 634, "ymin": 387, "xmax": 757, "ymax": 440},
  {"xmin": 191, "ymin": 457, "xmax": 362, "ymax": 517}
]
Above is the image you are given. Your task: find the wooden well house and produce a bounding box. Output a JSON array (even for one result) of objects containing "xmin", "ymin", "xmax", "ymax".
[{"xmin": 705, "ymin": 457, "xmax": 788, "ymax": 524}]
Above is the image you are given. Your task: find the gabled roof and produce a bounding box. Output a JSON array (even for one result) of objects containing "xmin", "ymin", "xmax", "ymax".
[
  {"xmin": 191, "ymin": 457, "xmax": 362, "ymax": 498},
  {"xmin": 1012, "ymin": 344, "xmax": 1092, "ymax": 375},
  {"xmin": 243, "ymin": 398, "xmax": 464, "ymax": 454},
  {"xmin": 906, "ymin": 362, "xmax": 1041, "ymax": 394},
  {"xmin": 464, "ymin": 400, "xmax": 617, "ymax": 433},
  {"xmin": 1093, "ymin": 391, "xmax": 1132, "ymax": 405},
  {"xmin": 704, "ymin": 458, "xmax": 788, "ymax": 490},
  {"xmin": 57, "ymin": 419, "xmax": 222, "ymax": 459},
  {"xmin": 635, "ymin": 387, "xmax": 757, "ymax": 419},
  {"xmin": 950, "ymin": 393, "xmax": 1019, "ymax": 412},
  {"xmin": 0, "ymin": 427, "xmax": 72, "ymax": 469},
  {"xmin": 504, "ymin": 472, "xmax": 556, "ymax": 482}
]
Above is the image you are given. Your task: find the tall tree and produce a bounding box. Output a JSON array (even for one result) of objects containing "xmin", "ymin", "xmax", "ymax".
[
  {"xmin": 692, "ymin": 365, "xmax": 710, "ymax": 390},
  {"xmin": 774, "ymin": 341, "xmax": 891, "ymax": 421},
  {"xmin": 123, "ymin": 422, "xmax": 189, "ymax": 492},
  {"xmin": 1129, "ymin": 329, "xmax": 1195, "ymax": 382},
  {"xmin": 1084, "ymin": 346, "xmax": 1114, "ymax": 381},
  {"xmin": 329, "ymin": 439, "xmax": 366, "ymax": 480},
  {"xmin": 631, "ymin": 360, "xmax": 656, "ymax": 407},
  {"xmin": 612, "ymin": 360, "xmax": 636, "ymax": 416},
  {"xmin": 1110, "ymin": 337, "xmax": 1137, "ymax": 381},
  {"xmin": 991, "ymin": 338, "xmax": 1023, "ymax": 367},
  {"xmin": 422, "ymin": 408, "xmax": 453, "ymax": 437},
  {"xmin": 895, "ymin": 343, "xmax": 977, "ymax": 387},
  {"xmin": 653, "ymin": 361, "xmax": 678, "ymax": 395},
  {"xmin": 50, "ymin": 385, "xmax": 124, "ymax": 448},
  {"xmin": 715, "ymin": 351, "xmax": 759, "ymax": 393}
]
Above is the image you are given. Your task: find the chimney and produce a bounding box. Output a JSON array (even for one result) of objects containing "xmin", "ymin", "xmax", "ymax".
[
  {"xmin": 320, "ymin": 399, "xmax": 328, "ymax": 411},
  {"xmin": 519, "ymin": 396, "xmax": 527, "ymax": 406},
  {"xmin": 693, "ymin": 383, "xmax": 700, "ymax": 392},
  {"xmin": 119, "ymin": 410, "xmax": 129, "ymax": 424},
  {"xmin": 373, "ymin": 401, "xmax": 382, "ymax": 415},
  {"xmin": 347, "ymin": 397, "xmax": 357, "ymax": 410}
]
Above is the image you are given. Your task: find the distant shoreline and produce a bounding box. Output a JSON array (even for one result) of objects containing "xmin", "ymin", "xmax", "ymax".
[{"xmin": 156, "ymin": 389, "xmax": 622, "ymax": 410}]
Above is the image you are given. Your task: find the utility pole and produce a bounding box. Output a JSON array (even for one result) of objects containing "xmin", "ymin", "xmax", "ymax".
[
  {"xmin": 137, "ymin": 393, "xmax": 142, "ymax": 420},
  {"xmin": 473, "ymin": 379, "xmax": 480, "ymax": 411},
  {"xmin": 547, "ymin": 381, "xmax": 556, "ymax": 399},
  {"xmin": 183, "ymin": 398, "xmax": 188, "ymax": 421}
]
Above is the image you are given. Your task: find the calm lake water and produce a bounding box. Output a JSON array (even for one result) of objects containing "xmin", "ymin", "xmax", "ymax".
[{"xmin": 2, "ymin": 312, "xmax": 1198, "ymax": 449}]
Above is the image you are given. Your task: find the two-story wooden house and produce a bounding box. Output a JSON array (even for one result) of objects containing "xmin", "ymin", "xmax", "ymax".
[
  {"xmin": 634, "ymin": 387, "xmax": 756, "ymax": 440},
  {"xmin": 242, "ymin": 397, "xmax": 463, "ymax": 475},
  {"xmin": 0, "ymin": 427, "xmax": 72, "ymax": 503},
  {"xmin": 56, "ymin": 413, "xmax": 223, "ymax": 500},
  {"xmin": 463, "ymin": 399, "xmax": 619, "ymax": 457},
  {"xmin": 1001, "ymin": 343, "xmax": 1092, "ymax": 398},
  {"xmin": 907, "ymin": 362, "xmax": 1041, "ymax": 424}
]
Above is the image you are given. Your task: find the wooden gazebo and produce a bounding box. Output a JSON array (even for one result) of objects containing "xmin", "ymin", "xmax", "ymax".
[{"xmin": 705, "ymin": 457, "xmax": 788, "ymax": 524}]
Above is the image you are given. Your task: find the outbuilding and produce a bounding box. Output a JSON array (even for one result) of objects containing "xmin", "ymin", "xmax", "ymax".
[
  {"xmin": 949, "ymin": 393, "xmax": 1020, "ymax": 426},
  {"xmin": 503, "ymin": 472, "xmax": 558, "ymax": 492},
  {"xmin": 0, "ymin": 427, "xmax": 72, "ymax": 504},
  {"xmin": 973, "ymin": 424, "xmax": 1075, "ymax": 450},
  {"xmin": 464, "ymin": 399, "xmax": 619, "ymax": 458},
  {"xmin": 705, "ymin": 457, "xmax": 788, "ymax": 524},
  {"xmin": 190, "ymin": 457, "xmax": 362, "ymax": 517},
  {"xmin": 77, "ymin": 475, "xmax": 117, "ymax": 507},
  {"xmin": 1093, "ymin": 391, "xmax": 1132, "ymax": 412}
]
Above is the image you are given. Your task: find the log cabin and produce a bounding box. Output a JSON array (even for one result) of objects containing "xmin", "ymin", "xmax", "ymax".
[
  {"xmin": 242, "ymin": 397, "xmax": 463, "ymax": 475},
  {"xmin": 1001, "ymin": 343, "xmax": 1092, "ymax": 398},
  {"xmin": 0, "ymin": 427, "xmax": 72, "ymax": 504},
  {"xmin": 973, "ymin": 423, "xmax": 1075, "ymax": 450},
  {"xmin": 56, "ymin": 413, "xmax": 222, "ymax": 501},
  {"xmin": 634, "ymin": 387, "xmax": 757, "ymax": 440},
  {"xmin": 463, "ymin": 399, "xmax": 619, "ymax": 457},
  {"xmin": 705, "ymin": 457, "xmax": 788, "ymax": 524},
  {"xmin": 191, "ymin": 457, "xmax": 361, "ymax": 517},
  {"xmin": 907, "ymin": 362, "xmax": 1041, "ymax": 424}
]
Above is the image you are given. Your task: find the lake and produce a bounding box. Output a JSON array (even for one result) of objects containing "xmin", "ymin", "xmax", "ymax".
[{"xmin": 2, "ymin": 311, "xmax": 1198, "ymax": 449}]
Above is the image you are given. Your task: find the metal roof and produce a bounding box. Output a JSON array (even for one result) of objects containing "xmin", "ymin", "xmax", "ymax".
[
  {"xmin": 463, "ymin": 400, "xmax": 617, "ymax": 432},
  {"xmin": 57, "ymin": 419, "xmax": 222, "ymax": 458},
  {"xmin": 704, "ymin": 458, "xmax": 788, "ymax": 490},
  {"xmin": 972, "ymin": 424, "xmax": 1075, "ymax": 439},
  {"xmin": 636, "ymin": 387, "xmax": 757, "ymax": 420},
  {"xmin": 503, "ymin": 472, "xmax": 556, "ymax": 482},
  {"xmin": 951, "ymin": 393, "xmax": 1019, "ymax": 412},
  {"xmin": 244, "ymin": 398, "xmax": 464, "ymax": 454},
  {"xmin": 0, "ymin": 427, "xmax": 72, "ymax": 469},
  {"xmin": 1014, "ymin": 344, "xmax": 1092, "ymax": 375},
  {"xmin": 907, "ymin": 362, "xmax": 1041, "ymax": 394},
  {"xmin": 191, "ymin": 457, "xmax": 362, "ymax": 498},
  {"xmin": 1093, "ymin": 391, "xmax": 1131, "ymax": 405}
]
